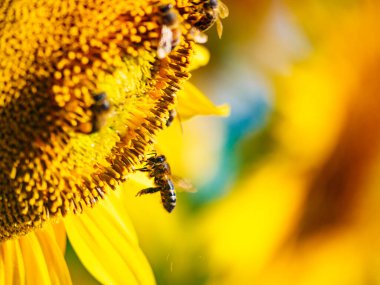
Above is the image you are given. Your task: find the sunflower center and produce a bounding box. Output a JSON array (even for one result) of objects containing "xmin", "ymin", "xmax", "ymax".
[{"xmin": 0, "ymin": 0, "xmax": 196, "ymax": 241}]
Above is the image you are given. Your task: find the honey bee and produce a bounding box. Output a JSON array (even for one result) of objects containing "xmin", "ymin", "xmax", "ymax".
[
  {"xmin": 90, "ymin": 92, "xmax": 111, "ymax": 133},
  {"xmin": 193, "ymin": 0, "xmax": 229, "ymax": 38},
  {"xmin": 136, "ymin": 154, "xmax": 177, "ymax": 212},
  {"xmin": 77, "ymin": 92, "xmax": 111, "ymax": 134},
  {"xmin": 157, "ymin": 4, "xmax": 182, "ymax": 59},
  {"xmin": 136, "ymin": 154, "xmax": 196, "ymax": 212}
]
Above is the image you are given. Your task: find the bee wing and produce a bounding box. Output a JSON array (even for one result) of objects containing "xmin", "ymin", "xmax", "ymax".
[
  {"xmin": 218, "ymin": 1, "xmax": 230, "ymax": 19},
  {"xmin": 157, "ymin": 25, "xmax": 173, "ymax": 59},
  {"xmin": 172, "ymin": 175, "xmax": 197, "ymax": 193},
  {"xmin": 216, "ymin": 18, "xmax": 224, "ymax": 38}
]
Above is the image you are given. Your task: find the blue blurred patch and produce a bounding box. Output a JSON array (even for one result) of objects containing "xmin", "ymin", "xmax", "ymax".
[{"xmin": 191, "ymin": 64, "xmax": 273, "ymax": 204}]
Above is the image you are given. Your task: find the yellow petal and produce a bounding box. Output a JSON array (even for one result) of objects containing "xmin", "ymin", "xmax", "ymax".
[
  {"xmin": 65, "ymin": 194, "xmax": 155, "ymax": 285},
  {"xmin": 35, "ymin": 226, "xmax": 72, "ymax": 285},
  {"xmin": 189, "ymin": 44, "xmax": 210, "ymax": 71},
  {"xmin": 17, "ymin": 225, "xmax": 72, "ymax": 285},
  {"xmin": 0, "ymin": 247, "xmax": 4, "ymax": 285},
  {"xmin": 178, "ymin": 82, "xmax": 230, "ymax": 120},
  {"xmin": 51, "ymin": 221, "xmax": 67, "ymax": 254},
  {"xmin": 19, "ymin": 234, "xmax": 51, "ymax": 285},
  {"xmin": 0, "ymin": 239, "xmax": 25, "ymax": 285}
]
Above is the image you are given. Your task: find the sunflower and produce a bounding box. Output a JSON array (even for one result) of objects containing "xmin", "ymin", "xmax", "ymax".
[{"xmin": 0, "ymin": 0, "xmax": 228, "ymax": 284}]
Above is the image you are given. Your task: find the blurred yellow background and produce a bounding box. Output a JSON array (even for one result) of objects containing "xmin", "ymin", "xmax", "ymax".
[{"xmin": 66, "ymin": 0, "xmax": 380, "ymax": 284}]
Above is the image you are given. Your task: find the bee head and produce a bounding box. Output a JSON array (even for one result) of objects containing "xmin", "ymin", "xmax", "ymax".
[
  {"xmin": 155, "ymin": 155, "xmax": 166, "ymax": 163},
  {"xmin": 159, "ymin": 3, "xmax": 173, "ymax": 13},
  {"xmin": 159, "ymin": 4, "xmax": 178, "ymax": 26},
  {"xmin": 205, "ymin": 0, "xmax": 218, "ymax": 9}
]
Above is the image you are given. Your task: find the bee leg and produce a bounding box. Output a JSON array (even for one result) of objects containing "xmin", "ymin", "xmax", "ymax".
[
  {"xmin": 136, "ymin": 166, "xmax": 149, "ymax": 172},
  {"xmin": 136, "ymin": 187, "xmax": 161, "ymax": 196}
]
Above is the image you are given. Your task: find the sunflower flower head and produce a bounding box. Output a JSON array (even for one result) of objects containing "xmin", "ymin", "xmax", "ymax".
[{"xmin": 0, "ymin": 0, "xmax": 226, "ymax": 243}]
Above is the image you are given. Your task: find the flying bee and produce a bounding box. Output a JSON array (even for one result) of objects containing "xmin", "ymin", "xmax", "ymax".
[
  {"xmin": 193, "ymin": 0, "xmax": 229, "ymax": 38},
  {"xmin": 157, "ymin": 4, "xmax": 182, "ymax": 59},
  {"xmin": 136, "ymin": 154, "xmax": 176, "ymax": 212},
  {"xmin": 90, "ymin": 92, "xmax": 111, "ymax": 133},
  {"xmin": 136, "ymin": 154, "xmax": 196, "ymax": 213}
]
